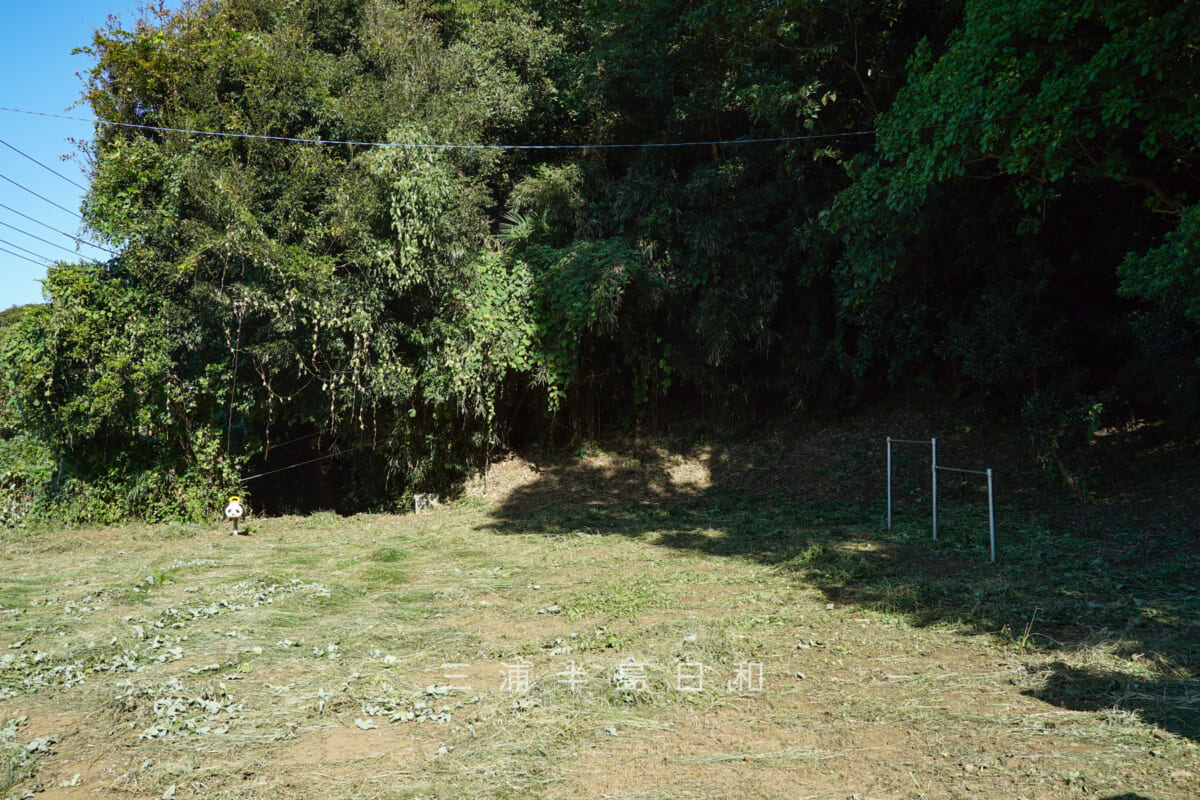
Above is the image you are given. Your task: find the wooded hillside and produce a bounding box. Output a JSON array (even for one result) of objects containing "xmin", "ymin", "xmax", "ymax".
[{"xmin": 2, "ymin": 0, "xmax": 1197, "ymax": 521}]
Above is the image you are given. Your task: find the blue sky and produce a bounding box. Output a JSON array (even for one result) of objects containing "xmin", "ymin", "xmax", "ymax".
[{"xmin": 0, "ymin": 1, "xmax": 151, "ymax": 310}]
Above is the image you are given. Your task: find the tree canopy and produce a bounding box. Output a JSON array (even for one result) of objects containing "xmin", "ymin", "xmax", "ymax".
[{"xmin": 2, "ymin": 0, "xmax": 1197, "ymax": 522}]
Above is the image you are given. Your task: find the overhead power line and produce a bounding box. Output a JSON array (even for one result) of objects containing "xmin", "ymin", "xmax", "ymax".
[
  {"xmin": 0, "ymin": 106, "xmax": 873, "ymax": 150},
  {"xmin": 240, "ymin": 444, "xmax": 365, "ymax": 483},
  {"xmin": 0, "ymin": 244, "xmax": 51, "ymax": 270},
  {"xmin": 0, "ymin": 236, "xmax": 54, "ymax": 266},
  {"xmin": 0, "ymin": 137, "xmax": 87, "ymax": 190},
  {"xmin": 0, "ymin": 245, "xmax": 49, "ymax": 271},
  {"xmin": 0, "ymin": 172, "xmax": 83, "ymax": 218},
  {"xmin": 0, "ymin": 218, "xmax": 100, "ymax": 262},
  {"xmin": 0, "ymin": 94, "xmax": 1176, "ymax": 152},
  {"xmin": 0, "ymin": 201, "xmax": 117, "ymax": 255}
]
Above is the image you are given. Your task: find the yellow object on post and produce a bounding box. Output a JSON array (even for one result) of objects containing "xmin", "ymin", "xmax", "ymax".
[{"xmin": 224, "ymin": 496, "xmax": 246, "ymax": 535}]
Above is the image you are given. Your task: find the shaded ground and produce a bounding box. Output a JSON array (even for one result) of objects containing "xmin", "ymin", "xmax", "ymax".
[
  {"xmin": 482, "ymin": 404, "xmax": 1200, "ymax": 741},
  {"xmin": 0, "ymin": 404, "xmax": 1196, "ymax": 799}
]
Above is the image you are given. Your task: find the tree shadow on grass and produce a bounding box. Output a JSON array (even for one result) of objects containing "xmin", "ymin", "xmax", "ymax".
[
  {"xmin": 1027, "ymin": 661, "xmax": 1199, "ymax": 741},
  {"xmin": 480, "ymin": 414, "xmax": 1200, "ymax": 741}
]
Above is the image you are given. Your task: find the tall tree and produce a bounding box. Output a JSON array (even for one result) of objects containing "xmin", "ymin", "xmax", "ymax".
[
  {"xmin": 511, "ymin": 0, "xmax": 949, "ymax": 423},
  {"xmin": 5, "ymin": 0, "xmax": 556, "ymax": 519},
  {"xmin": 817, "ymin": 0, "xmax": 1200, "ymax": 417}
]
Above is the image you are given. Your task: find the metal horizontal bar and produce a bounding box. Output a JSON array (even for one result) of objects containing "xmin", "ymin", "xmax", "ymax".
[
  {"xmin": 888, "ymin": 437, "xmax": 934, "ymax": 445},
  {"xmin": 934, "ymin": 466, "xmax": 989, "ymax": 476}
]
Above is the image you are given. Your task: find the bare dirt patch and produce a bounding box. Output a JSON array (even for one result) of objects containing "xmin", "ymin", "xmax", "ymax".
[
  {"xmin": 275, "ymin": 725, "xmax": 424, "ymax": 771},
  {"xmin": 2, "ymin": 413, "xmax": 1198, "ymax": 799}
]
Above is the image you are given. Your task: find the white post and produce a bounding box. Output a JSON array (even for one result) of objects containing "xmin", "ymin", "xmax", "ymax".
[
  {"xmin": 987, "ymin": 468, "xmax": 995, "ymax": 563},
  {"xmin": 886, "ymin": 437, "xmax": 893, "ymax": 530},
  {"xmin": 931, "ymin": 437, "xmax": 938, "ymax": 540}
]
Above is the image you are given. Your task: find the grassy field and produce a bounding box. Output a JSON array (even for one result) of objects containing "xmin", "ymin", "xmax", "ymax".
[{"xmin": 1, "ymin": 417, "xmax": 1198, "ymax": 799}]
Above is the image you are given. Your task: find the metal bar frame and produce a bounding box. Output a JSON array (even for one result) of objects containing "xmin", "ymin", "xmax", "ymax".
[
  {"xmin": 885, "ymin": 436, "xmax": 936, "ymax": 532},
  {"xmin": 932, "ymin": 438, "xmax": 938, "ymax": 540},
  {"xmin": 987, "ymin": 469, "xmax": 996, "ymax": 562},
  {"xmin": 935, "ymin": 466, "xmax": 990, "ymax": 476},
  {"xmin": 887, "ymin": 436, "xmax": 997, "ymax": 562},
  {"xmin": 933, "ymin": 464, "xmax": 997, "ymax": 563}
]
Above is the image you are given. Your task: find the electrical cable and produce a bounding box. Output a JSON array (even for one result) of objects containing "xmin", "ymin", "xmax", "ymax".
[
  {"xmin": 240, "ymin": 444, "xmax": 365, "ymax": 483},
  {"xmin": 0, "ymin": 172, "xmax": 84, "ymax": 218},
  {"xmin": 261, "ymin": 430, "xmax": 325, "ymax": 454},
  {"xmin": 0, "ymin": 105, "xmax": 874, "ymax": 150},
  {"xmin": 0, "ymin": 236, "xmax": 54, "ymax": 266},
  {"xmin": 0, "ymin": 137, "xmax": 88, "ymax": 190},
  {"xmin": 0, "ymin": 201, "xmax": 117, "ymax": 255},
  {"xmin": 0, "ymin": 242, "xmax": 51, "ymax": 269},
  {"xmin": 0, "ymin": 218, "xmax": 100, "ymax": 261},
  {"xmin": 0, "ymin": 93, "xmax": 1177, "ymax": 152}
]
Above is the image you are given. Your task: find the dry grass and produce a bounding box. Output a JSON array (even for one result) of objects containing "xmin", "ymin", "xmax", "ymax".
[{"xmin": 1, "ymin": 417, "xmax": 1198, "ymax": 799}]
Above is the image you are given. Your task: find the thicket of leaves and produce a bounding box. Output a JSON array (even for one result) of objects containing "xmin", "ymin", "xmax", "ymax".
[
  {"xmin": 1, "ymin": 0, "xmax": 1197, "ymax": 521},
  {"xmin": 816, "ymin": 0, "xmax": 1200, "ymax": 475},
  {"xmin": 3, "ymin": 0, "xmax": 555, "ymax": 520}
]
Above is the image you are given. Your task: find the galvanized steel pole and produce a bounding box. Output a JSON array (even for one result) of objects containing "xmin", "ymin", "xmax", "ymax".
[
  {"xmin": 886, "ymin": 437, "xmax": 893, "ymax": 530},
  {"xmin": 931, "ymin": 437, "xmax": 938, "ymax": 540},
  {"xmin": 987, "ymin": 468, "xmax": 995, "ymax": 563}
]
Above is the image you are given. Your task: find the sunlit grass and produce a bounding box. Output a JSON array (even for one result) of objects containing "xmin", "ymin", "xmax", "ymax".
[{"xmin": 0, "ymin": 473, "xmax": 1196, "ymax": 799}]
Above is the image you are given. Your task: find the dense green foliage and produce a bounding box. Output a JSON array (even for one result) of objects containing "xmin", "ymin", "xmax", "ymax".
[{"xmin": 1, "ymin": 0, "xmax": 1197, "ymax": 520}]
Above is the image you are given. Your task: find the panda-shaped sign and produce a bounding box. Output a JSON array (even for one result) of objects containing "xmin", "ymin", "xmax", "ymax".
[{"xmin": 224, "ymin": 496, "xmax": 246, "ymax": 535}]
